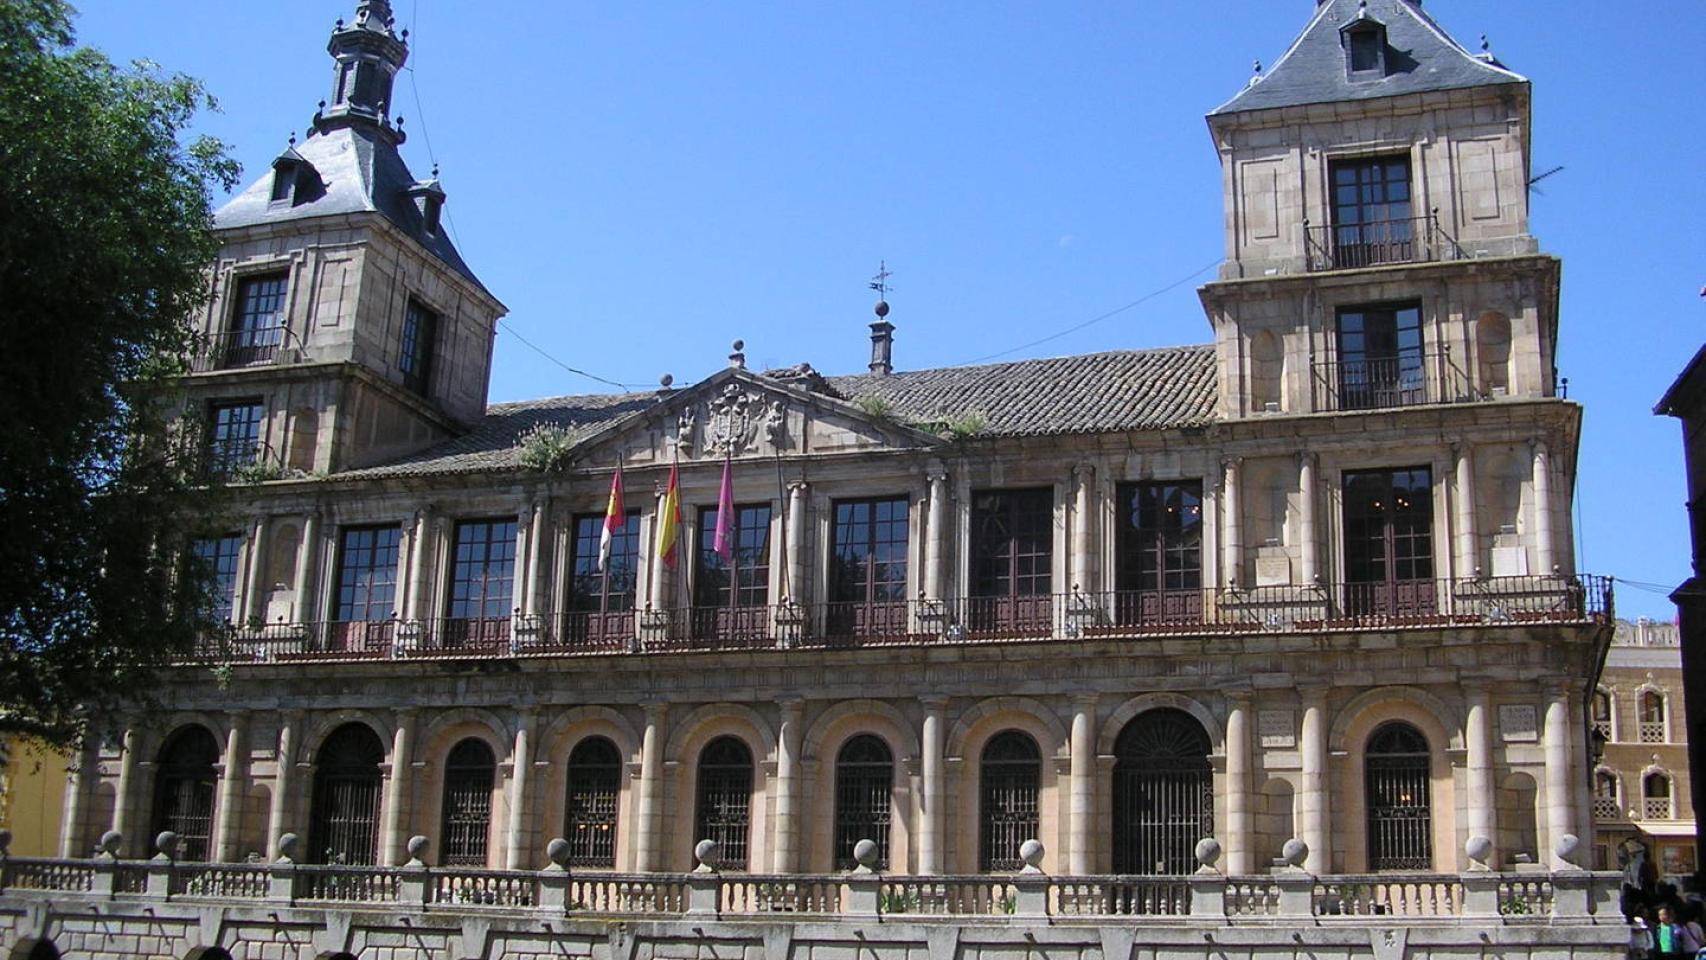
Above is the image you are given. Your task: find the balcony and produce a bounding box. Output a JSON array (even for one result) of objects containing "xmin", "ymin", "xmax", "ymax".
[
  {"xmin": 189, "ymin": 574, "xmax": 1612, "ymax": 665},
  {"xmin": 1311, "ymin": 349, "xmax": 1471, "ymax": 412},
  {"xmin": 189, "ymin": 324, "xmax": 290, "ymax": 372},
  {"xmin": 1303, "ymin": 213, "xmax": 1461, "ymax": 272}
]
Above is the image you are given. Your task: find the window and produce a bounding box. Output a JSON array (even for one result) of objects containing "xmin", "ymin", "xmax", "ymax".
[
  {"xmin": 1328, "ymin": 156, "xmax": 1413, "ymax": 269},
  {"xmin": 695, "ymin": 736, "xmax": 753, "ymax": 870},
  {"xmin": 399, "ymin": 300, "xmax": 436, "ymax": 395},
  {"xmin": 150, "ymin": 726, "xmax": 220, "ymax": 861},
  {"xmin": 834, "ymin": 735, "xmax": 894, "ymax": 870},
  {"xmin": 1112, "ymin": 709, "xmax": 1213, "ymax": 875},
  {"xmin": 1593, "ymin": 771, "xmax": 1621, "ymax": 820},
  {"xmin": 566, "ymin": 511, "xmax": 640, "ymax": 646},
  {"xmin": 445, "ymin": 519, "xmax": 517, "ymax": 649},
  {"xmin": 979, "ymin": 730, "xmax": 1041, "ymax": 871},
  {"xmin": 692, "ymin": 504, "xmax": 772, "ymax": 643},
  {"xmin": 327, "ymin": 525, "xmax": 401, "ymax": 655},
  {"xmin": 1335, "ymin": 304, "xmax": 1426, "ymax": 410},
  {"xmin": 969, "ymin": 489, "xmax": 1053, "ymax": 635},
  {"xmin": 1644, "ymin": 772, "xmax": 1673, "ymax": 820},
  {"xmin": 828, "ymin": 497, "xmax": 909, "ymax": 638},
  {"xmin": 564, "ymin": 737, "xmax": 621, "ymax": 867},
  {"xmin": 439, "ymin": 739, "xmax": 496, "ymax": 866},
  {"xmin": 1345, "ymin": 24, "xmax": 1385, "ymax": 75},
  {"xmin": 226, "ymin": 273, "xmax": 288, "ymax": 366},
  {"xmin": 1591, "ymin": 689, "xmax": 1614, "ymax": 742},
  {"xmin": 1342, "ymin": 467, "xmax": 1435, "ymax": 618},
  {"xmin": 191, "ymin": 534, "xmax": 243, "ymax": 624},
  {"xmin": 207, "ymin": 401, "xmax": 264, "ymax": 474},
  {"xmin": 1641, "ymin": 691, "xmax": 1666, "ymax": 743},
  {"xmin": 1365, "ymin": 722, "xmax": 1431, "ymax": 871},
  {"xmin": 1114, "ymin": 482, "xmax": 1204, "ymax": 626},
  {"xmin": 309, "ymin": 723, "xmax": 386, "ymax": 864}
]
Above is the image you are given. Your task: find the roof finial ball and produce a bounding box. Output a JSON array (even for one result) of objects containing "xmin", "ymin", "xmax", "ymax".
[
  {"xmin": 874, "ymin": 299, "xmax": 890, "ymax": 319},
  {"xmin": 729, "ymin": 339, "xmax": 747, "ymax": 370},
  {"xmin": 660, "ymin": 373, "xmax": 674, "ymax": 388}
]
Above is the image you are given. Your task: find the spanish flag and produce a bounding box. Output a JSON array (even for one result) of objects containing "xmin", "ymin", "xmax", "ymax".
[
  {"xmin": 598, "ymin": 463, "xmax": 625, "ymax": 572},
  {"xmin": 657, "ymin": 462, "xmax": 683, "ymax": 569}
]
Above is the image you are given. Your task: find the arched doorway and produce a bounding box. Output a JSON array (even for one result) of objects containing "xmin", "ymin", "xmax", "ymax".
[
  {"xmin": 1112, "ymin": 709, "xmax": 1213, "ymax": 874},
  {"xmin": 695, "ymin": 736, "xmax": 754, "ymax": 870},
  {"xmin": 151, "ymin": 725, "xmax": 220, "ymax": 860},
  {"xmin": 1365, "ymin": 721, "xmax": 1431, "ymax": 870},
  {"xmin": 309, "ymin": 723, "xmax": 386, "ymax": 864},
  {"xmin": 833, "ymin": 734, "xmax": 894, "ymax": 869},
  {"xmin": 439, "ymin": 738, "xmax": 496, "ymax": 866},
  {"xmin": 565, "ymin": 736, "xmax": 621, "ymax": 867},
  {"xmin": 979, "ymin": 730, "xmax": 1041, "ymax": 871}
]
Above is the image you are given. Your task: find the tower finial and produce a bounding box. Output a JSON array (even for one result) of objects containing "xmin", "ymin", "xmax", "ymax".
[{"xmin": 868, "ymin": 262, "xmax": 895, "ymax": 377}]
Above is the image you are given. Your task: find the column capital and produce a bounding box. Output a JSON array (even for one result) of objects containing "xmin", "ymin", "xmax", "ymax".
[
  {"xmin": 786, "ymin": 480, "xmax": 809, "ymax": 495},
  {"xmin": 1072, "ymin": 692, "xmax": 1099, "ymax": 710},
  {"xmin": 1225, "ymin": 688, "xmax": 1254, "ymax": 706},
  {"xmin": 1299, "ymin": 684, "xmax": 1330, "ymax": 707},
  {"xmin": 921, "ymin": 695, "xmax": 950, "ymax": 711},
  {"xmin": 1529, "ymin": 436, "xmax": 1550, "ymax": 458},
  {"xmin": 1221, "ymin": 455, "xmax": 1242, "ymax": 471},
  {"xmin": 1295, "ymin": 449, "xmax": 1316, "ymax": 468},
  {"xmin": 643, "ymin": 701, "xmax": 669, "ymax": 722},
  {"xmin": 778, "ymin": 697, "xmax": 804, "ymax": 718}
]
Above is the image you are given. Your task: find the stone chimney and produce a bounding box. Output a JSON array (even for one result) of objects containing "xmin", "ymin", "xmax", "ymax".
[{"xmin": 869, "ymin": 300, "xmax": 894, "ymax": 376}]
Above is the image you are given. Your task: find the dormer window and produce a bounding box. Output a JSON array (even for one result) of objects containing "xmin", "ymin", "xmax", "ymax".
[
  {"xmin": 1342, "ymin": 18, "xmax": 1387, "ymax": 79},
  {"xmin": 407, "ymin": 178, "xmax": 447, "ymax": 237},
  {"xmin": 268, "ymin": 147, "xmax": 320, "ymax": 208},
  {"xmin": 422, "ymin": 195, "xmax": 442, "ymax": 235},
  {"xmin": 269, "ymin": 165, "xmax": 294, "ymax": 203}
]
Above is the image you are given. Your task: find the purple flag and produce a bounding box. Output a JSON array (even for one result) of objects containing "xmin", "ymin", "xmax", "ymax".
[{"xmin": 713, "ymin": 455, "xmax": 735, "ymax": 561}]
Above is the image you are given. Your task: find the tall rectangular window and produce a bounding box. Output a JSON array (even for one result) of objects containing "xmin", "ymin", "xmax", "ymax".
[
  {"xmin": 399, "ymin": 300, "xmax": 437, "ymax": 395},
  {"xmin": 692, "ymin": 505, "xmax": 772, "ymax": 644},
  {"xmin": 191, "ymin": 534, "xmax": 243, "ymax": 624},
  {"xmin": 207, "ymin": 400, "xmax": 264, "ymax": 474},
  {"xmin": 828, "ymin": 497, "xmax": 909, "ymax": 638},
  {"xmin": 227, "ymin": 273, "xmax": 288, "ymax": 366},
  {"xmin": 1114, "ymin": 481, "xmax": 1203, "ymax": 625},
  {"xmin": 969, "ymin": 488, "xmax": 1053, "ymax": 634},
  {"xmin": 1343, "ymin": 467, "xmax": 1435, "ymax": 618},
  {"xmin": 1336, "ymin": 303, "xmax": 1425, "ymax": 410},
  {"xmin": 333, "ymin": 526, "xmax": 402, "ymax": 622},
  {"xmin": 565, "ymin": 511, "xmax": 640, "ymax": 647},
  {"xmin": 1328, "ymin": 155, "xmax": 1413, "ymax": 268},
  {"xmin": 441, "ymin": 520, "xmax": 517, "ymax": 650}
]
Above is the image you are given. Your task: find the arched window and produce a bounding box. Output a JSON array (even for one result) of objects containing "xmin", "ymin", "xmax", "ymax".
[
  {"xmin": 695, "ymin": 736, "xmax": 753, "ymax": 870},
  {"xmin": 1593, "ymin": 770, "xmax": 1621, "ymax": 820},
  {"xmin": 1640, "ymin": 691, "xmax": 1666, "ymax": 743},
  {"xmin": 1644, "ymin": 772, "xmax": 1673, "ymax": 820},
  {"xmin": 1112, "ymin": 709, "xmax": 1213, "ymax": 874},
  {"xmin": 151, "ymin": 726, "xmax": 220, "ymax": 861},
  {"xmin": 979, "ymin": 730, "xmax": 1041, "ymax": 871},
  {"xmin": 1591, "ymin": 689, "xmax": 1614, "ymax": 742},
  {"xmin": 1365, "ymin": 722, "xmax": 1431, "ymax": 870},
  {"xmin": 440, "ymin": 738, "xmax": 496, "ymax": 866},
  {"xmin": 834, "ymin": 735, "xmax": 894, "ymax": 869},
  {"xmin": 565, "ymin": 737, "xmax": 621, "ymax": 867},
  {"xmin": 309, "ymin": 723, "xmax": 385, "ymax": 864}
]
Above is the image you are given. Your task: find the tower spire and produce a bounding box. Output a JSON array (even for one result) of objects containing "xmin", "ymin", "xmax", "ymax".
[{"xmin": 312, "ymin": 0, "xmax": 410, "ymax": 143}]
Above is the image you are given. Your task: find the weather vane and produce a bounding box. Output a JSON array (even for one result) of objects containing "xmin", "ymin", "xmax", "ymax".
[{"xmin": 869, "ymin": 261, "xmax": 894, "ymax": 300}]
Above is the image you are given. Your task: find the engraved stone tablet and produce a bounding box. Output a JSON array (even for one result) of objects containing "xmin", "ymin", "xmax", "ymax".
[
  {"xmin": 1258, "ymin": 710, "xmax": 1296, "ymax": 748},
  {"xmin": 1499, "ymin": 704, "xmax": 1539, "ymax": 742}
]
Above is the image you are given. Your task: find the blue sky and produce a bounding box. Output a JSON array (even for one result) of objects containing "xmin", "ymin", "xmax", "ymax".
[{"xmin": 73, "ymin": 2, "xmax": 1704, "ymax": 619}]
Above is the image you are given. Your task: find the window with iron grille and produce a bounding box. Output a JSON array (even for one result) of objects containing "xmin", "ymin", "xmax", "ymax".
[
  {"xmin": 334, "ymin": 525, "xmax": 401, "ymax": 623},
  {"xmin": 1115, "ymin": 482, "xmax": 1204, "ymax": 626},
  {"xmin": 1640, "ymin": 691, "xmax": 1666, "ymax": 743},
  {"xmin": 399, "ymin": 300, "xmax": 437, "ymax": 395},
  {"xmin": 1328, "ymin": 156, "xmax": 1413, "ymax": 269},
  {"xmin": 1591, "ymin": 689, "xmax": 1614, "ymax": 742},
  {"xmin": 1342, "ymin": 468, "xmax": 1435, "ymax": 618},
  {"xmin": 151, "ymin": 726, "xmax": 220, "ymax": 861},
  {"xmin": 191, "ymin": 534, "xmax": 243, "ymax": 624},
  {"xmin": 1112, "ymin": 709, "xmax": 1214, "ymax": 874},
  {"xmin": 1335, "ymin": 304, "xmax": 1425, "ymax": 409},
  {"xmin": 439, "ymin": 739, "xmax": 496, "ymax": 866},
  {"xmin": 979, "ymin": 730, "xmax": 1040, "ymax": 871},
  {"xmin": 1593, "ymin": 771, "xmax": 1621, "ymax": 821},
  {"xmin": 565, "ymin": 737, "xmax": 622, "ymax": 867},
  {"xmin": 828, "ymin": 498, "xmax": 909, "ymax": 637},
  {"xmin": 1644, "ymin": 772, "xmax": 1673, "ymax": 820},
  {"xmin": 570, "ymin": 512, "xmax": 641, "ymax": 612},
  {"xmin": 309, "ymin": 723, "xmax": 386, "ymax": 864},
  {"xmin": 227, "ymin": 273, "xmax": 287, "ymax": 366},
  {"xmin": 446, "ymin": 520, "xmax": 517, "ymax": 647},
  {"xmin": 695, "ymin": 736, "xmax": 753, "ymax": 870},
  {"xmin": 206, "ymin": 400, "xmax": 264, "ymax": 474},
  {"xmin": 1365, "ymin": 722, "xmax": 1432, "ymax": 871},
  {"xmin": 834, "ymin": 735, "xmax": 894, "ymax": 869}
]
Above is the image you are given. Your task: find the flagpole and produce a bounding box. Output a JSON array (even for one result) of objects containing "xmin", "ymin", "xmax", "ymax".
[{"xmin": 775, "ymin": 447, "xmax": 790, "ymax": 602}]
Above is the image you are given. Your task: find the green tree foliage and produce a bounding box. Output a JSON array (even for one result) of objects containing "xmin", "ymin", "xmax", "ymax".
[{"xmin": 0, "ymin": 1, "xmax": 240, "ymax": 748}]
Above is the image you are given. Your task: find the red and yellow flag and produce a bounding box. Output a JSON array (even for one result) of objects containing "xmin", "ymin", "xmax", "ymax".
[
  {"xmin": 657, "ymin": 462, "xmax": 683, "ymax": 569},
  {"xmin": 597, "ymin": 463, "xmax": 625, "ymax": 572}
]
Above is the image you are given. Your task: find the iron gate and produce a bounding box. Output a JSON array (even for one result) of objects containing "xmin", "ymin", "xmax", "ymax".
[
  {"xmin": 309, "ymin": 724, "xmax": 385, "ymax": 864},
  {"xmin": 834, "ymin": 735, "xmax": 894, "ymax": 869},
  {"xmin": 566, "ymin": 737, "xmax": 621, "ymax": 867},
  {"xmin": 979, "ymin": 731, "xmax": 1041, "ymax": 870},
  {"xmin": 1113, "ymin": 709, "xmax": 1213, "ymax": 874},
  {"xmin": 439, "ymin": 739, "xmax": 495, "ymax": 866},
  {"xmin": 696, "ymin": 736, "xmax": 753, "ymax": 870},
  {"xmin": 1365, "ymin": 722, "xmax": 1432, "ymax": 870}
]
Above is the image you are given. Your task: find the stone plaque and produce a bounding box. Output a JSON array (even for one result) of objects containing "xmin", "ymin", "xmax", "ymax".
[
  {"xmin": 1258, "ymin": 709, "xmax": 1295, "ymax": 748},
  {"xmin": 1254, "ymin": 555, "xmax": 1293, "ymax": 587},
  {"xmin": 1499, "ymin": 704, "xmax": 1539, "ymax": 742}
]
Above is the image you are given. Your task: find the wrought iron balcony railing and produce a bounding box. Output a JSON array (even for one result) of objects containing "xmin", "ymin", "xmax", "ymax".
[
  {"xmin": 1303, "ymin": 212, "xmax": 1464, "ymax": 272},
  {"xmin": 190, "ymin": 324, "xmax": 291, "ymax": 372},
  {"xmin": 1311, "ymin": 348, "xmax": 1472, "ymax": 412}
]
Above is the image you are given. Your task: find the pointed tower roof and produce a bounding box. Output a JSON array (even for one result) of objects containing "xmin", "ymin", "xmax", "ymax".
[{"xmin": 1211, "ymin": 0, "xmax": 1525, "ymax": 116}]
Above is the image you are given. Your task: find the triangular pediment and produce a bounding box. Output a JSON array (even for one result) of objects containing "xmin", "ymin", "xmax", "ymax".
[{"xmin": 569, "ymin": 367, "xmax": 943, "ymax": 471}]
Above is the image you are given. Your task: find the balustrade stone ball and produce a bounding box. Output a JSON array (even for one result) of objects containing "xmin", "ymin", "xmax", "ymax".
[
  {"xmin": 277, "ymin": 833, "xmax": 301, "ymax": 861},
  {"xmin": 99, "ymin": 830, "xmax": 123, "ymax": 856},
  {"xmin": 853, "ymin": 839, "xmax": 880, "ymax": 869},
  {"xmin": 1194, "ymin": 837, "xmax": 1222, "ymax": 868},
  {"xmin": 546, "ymin": 838, "xmax": 573, "ymax": 868},
  {"xmin": 1465, "ymin": 835, "xmax": 1493, "ymax": 865},
  {"xmin": 407, "ymin": 835, "xmax": 430, "ymax": 862},
  {"xmin": 1019, "ymin": 839, "xmax": 1045, "ymax": 870},
  {"xmin": 155, "ymin": 831, "xmax": 182, "ymax": 858},
  {"xmin": 1281, "ymin": 838, "xmax": 1308, "ymax": 867},
  {"xmin": 695, "ymin": 839, "xmax": 722, "ymax": 869},
  {"xmin": 1554, "ymin": 833, "xmax": 1580, "ymax": 866}
]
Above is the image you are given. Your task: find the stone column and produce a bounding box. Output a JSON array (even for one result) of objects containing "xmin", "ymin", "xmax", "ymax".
[
  {"xmin": 1298, "ymin": 452, "xmax": 1319, "ymax": 583},
  {"xmin": 525, "ymin": 501, "xmax": 547, "ymax": 617},
  {"xmin": 111, "ymin": 726, "xmax": 139, "ymax": 857},
  {"xmin": 1465, "ymin": 688, "xmax": 1496, "ymax": 864},
  {"xmin": 1299, "ymin": 687, "xmax": 1330, "ymax": 874},
  {"xmin": 214, "ymin": 711, "xmax": 251, "ymax": 861},
  {"xmin": 925, "ymin": 470, "xmax": 949, "ymax": 600},
  {"xmin": 243, "ymin": 516, "xmax": 271, "ymax": 623},
  {"xmin": 786, "ymin": 484, "xmax": 808, "ymax": 601},
  {"xmin": 635, "ymin": 702, "xmax": 667, "ymax": 872},
  {"xmin": 1531, "ymin": 440, "xmax": 1555, "ymax": 573},
  {"xmin": 1543, "ymin": 683, "xmax": 1576, "ymax": 867},
  {"xmin": 919, "ymin": 697, "xmax": 947, "ymax": 874},
  {"xmin": 58, "ymin": 740, "xmax": 96, "ymax": 858},
  {"xmin": 1225, "ymin": 691, "xmax": 1253, "ymax": 875},
  {"xmin": 293, "ymin": 512, "xmax": 321, "ymax": 623},
  {"xmin": 1222, "ymin": 458, "xmax": 1242, "ymax": 588},
  {"xmin": 772, "ymin": 699, "xmax": 804, "ymax": 872},
  {"xmin": 1068, "ymin": 695, "xmax": 1097, "ymax": 874},
  {"xmin": 514, "ymin": 507, "xmax": 534, "ymax": 618},
  {"xmin": 380, "ymin": 710, "xmax": 417, "ymax": 866},
  {"xmin": 650, "ymin": 489, "xmax": 673, "ymax": 609},
  {"xmin": 407, "ymin": 509, "xmax": 433, "ymax": 621},
  {"xmin": 506, "ymin": 710, "xmax": 536, "ymax": 869},
  {"xmin": 1071, "ymin": 465, "xmax": 1095, "ymax": 593},
  {"xmin": 266, "ymin": 711, "xmax": 300, "ymax": 859},
  {"xmin": 1455, "ymin": 444, "xmax": 1479, "ymax": 579}
]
